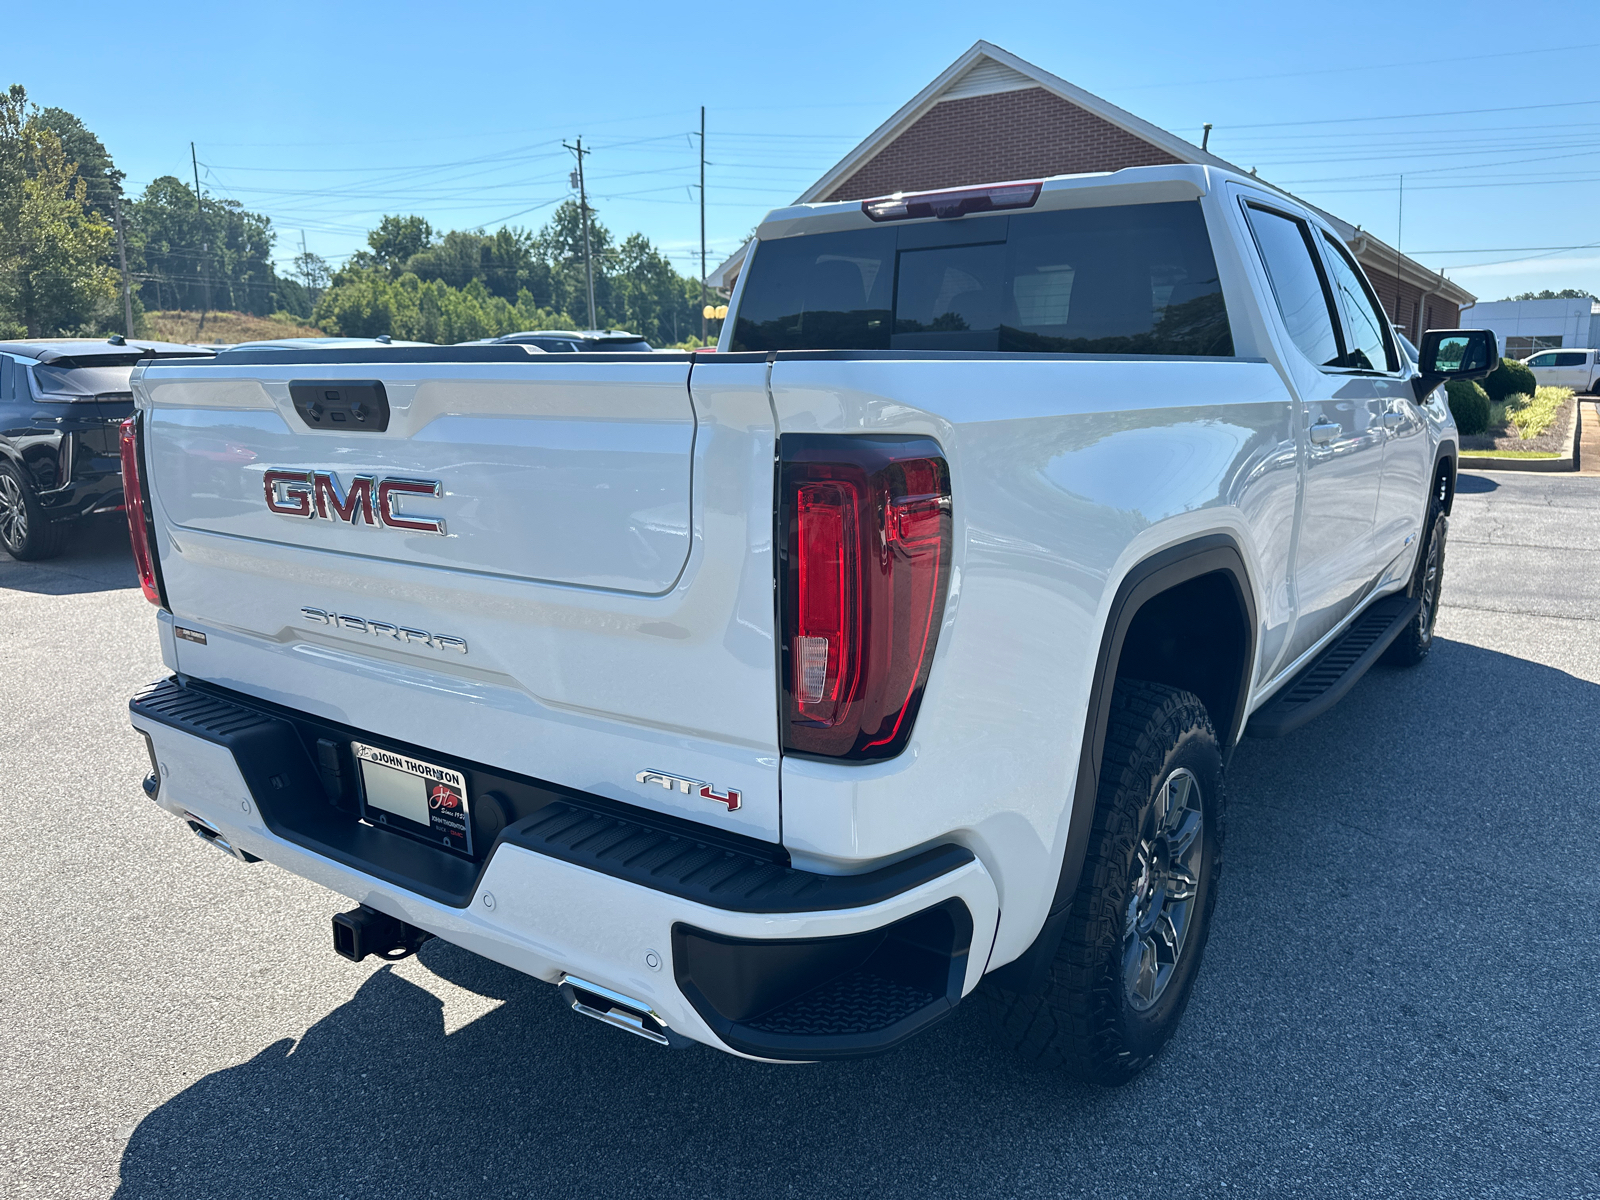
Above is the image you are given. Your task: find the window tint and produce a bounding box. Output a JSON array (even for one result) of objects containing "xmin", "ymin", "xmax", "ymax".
[
  {"xmin": 1526, "ymin": 352, "xmax": 1557, "ymax": 367},
  {"xmin": 1320, "ymin": 233, "xmax": 1396, "ymax": 372},
  {"xmin": 1244, "ymin": 206, "xmax": 1341, "ymax": 368},
  {"xmin": 732, "ymin": 227, "xmax": 896, "ymax": 351},
  {"xmin": 731, "ymin": 202, "xmax": 1233, "ymax": 356},
  {"xmin": 1553, "ymin": 351, "xmax": 1586, "ymax": 367},
  {"xmin": 32, "ymin": 363, "xmax": 136, "ymax": 396},
  {"xmin": 0, "ymin": 355, "xmax": 11, "ymax": 401}
]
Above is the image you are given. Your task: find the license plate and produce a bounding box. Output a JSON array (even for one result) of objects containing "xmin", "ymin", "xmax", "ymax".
[{"xmin": 353, "ymin": 742, "xmax": 472, "ymax": 855}]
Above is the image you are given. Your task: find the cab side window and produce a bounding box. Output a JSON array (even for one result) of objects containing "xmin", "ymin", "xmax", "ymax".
[
  {"xmin": 1526, "ymin": 352, "xmax": 1557, "ymax": 368},
  {"xmin": 1553, "ymin": 352, "xmax": 1585, "ymax": 367},
  {"xmin": 0, "ymin": 355, "xmax": 11, "ymax": 401},
  {"xmin": 1244, "ymin": 205, "xmax": 1341, "ymax": 369},
  {"xmin": 1320, "ymin": 234, "xmax": 1397, "ymax": 373}
]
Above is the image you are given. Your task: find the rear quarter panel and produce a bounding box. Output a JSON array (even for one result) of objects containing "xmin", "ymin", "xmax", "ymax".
[{"xmin": 769, "ymin": 355, "xmax": 1297, "ymax": 966}]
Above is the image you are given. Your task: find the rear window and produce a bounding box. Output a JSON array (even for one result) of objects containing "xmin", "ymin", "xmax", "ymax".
[
  {"xmin": 731, "ymin": 202, "xmax": 1232, "ymax": 356},
  {"xmin": 31, "ymin": 363, "xmax": 137, "ymax": 397}
]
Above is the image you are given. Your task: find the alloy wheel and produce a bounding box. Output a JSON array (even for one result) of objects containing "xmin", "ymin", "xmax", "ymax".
[
  {"xmin": 0, "ymin": 472, "xmax": 26, "ymax": 550},
  {"xmin": 1123, "ymin": 766, "xmax": 1204, "ymax": 1011}
]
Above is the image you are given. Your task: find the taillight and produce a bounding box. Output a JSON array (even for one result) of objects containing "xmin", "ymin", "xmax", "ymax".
[
  {"xmin": 120, "ymin": 416, "xmax": 164, "ymax": 607},
  {"xmin": 779, "ymin": 435, "xmax": 952, "ymax": 760}
]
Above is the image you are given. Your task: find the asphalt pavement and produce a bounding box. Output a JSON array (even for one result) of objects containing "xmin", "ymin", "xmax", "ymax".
[{"xmin": 2, "ymin": 479, "xmax": 1597, "ymax": 1200}]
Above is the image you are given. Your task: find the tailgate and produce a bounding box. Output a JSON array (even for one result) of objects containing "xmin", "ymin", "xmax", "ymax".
[{"xmin": 135, "ymin": 351, "xmax": 782, "ymax": 838}]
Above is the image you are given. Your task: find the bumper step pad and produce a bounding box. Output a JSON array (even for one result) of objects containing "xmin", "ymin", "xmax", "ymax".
[{"xmin": 131, "ymin": 677, "xmax": 972, "ymax": 913}]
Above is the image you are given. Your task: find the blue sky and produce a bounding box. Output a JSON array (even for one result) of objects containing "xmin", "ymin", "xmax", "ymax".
[{"xmin": 11, "ymin": 0, "xmax": 1599, "ymax": 302}]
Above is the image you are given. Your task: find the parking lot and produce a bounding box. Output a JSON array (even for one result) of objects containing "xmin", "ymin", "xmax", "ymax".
[{"xmin": 2, "ymin": 471, "xmax": 1597, "ymax": 1200}]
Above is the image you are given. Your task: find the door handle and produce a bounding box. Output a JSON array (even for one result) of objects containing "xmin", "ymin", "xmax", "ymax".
[
  {"xmin": 1308, "ymin": 419, "xmax": 1340, "ymax": 445},
  {"xmin": 1382, "ymin": 411, "xmax": 1403, "ymax": 430}
]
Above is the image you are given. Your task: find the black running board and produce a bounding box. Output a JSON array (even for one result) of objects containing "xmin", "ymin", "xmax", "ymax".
[{"xmin": 1246, "ymin": 593, "xmax": 1419, "ymax": 738}]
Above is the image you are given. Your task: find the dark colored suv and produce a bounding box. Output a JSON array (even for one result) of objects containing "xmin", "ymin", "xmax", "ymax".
[{"xmin": 0, "ymin": 338, "xmax": 213, "ymax": 560}]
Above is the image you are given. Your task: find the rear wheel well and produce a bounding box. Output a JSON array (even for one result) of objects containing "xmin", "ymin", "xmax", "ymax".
[
  {"xmin": 984, "ymin": 538, "xmax": 1254, "ymax": 993},
  {"xmin": 1114, "ymin": 570, "xmax": 1252, "ymax": 750}
]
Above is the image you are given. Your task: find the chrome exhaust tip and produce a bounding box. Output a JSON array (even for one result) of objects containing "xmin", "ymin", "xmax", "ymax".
[
  {"xmin": 183, "ymin": 812, "xmax": 261, "ymax": 863},
  {"xmin": 558, "ymin": 975, "xmax": 679, "ymax": 1047}
]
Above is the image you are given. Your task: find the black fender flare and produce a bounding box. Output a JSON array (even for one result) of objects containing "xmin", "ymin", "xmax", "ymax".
[{"xmin": 986, "ymin": 533, "xmax": 1257, "ymax": 993}]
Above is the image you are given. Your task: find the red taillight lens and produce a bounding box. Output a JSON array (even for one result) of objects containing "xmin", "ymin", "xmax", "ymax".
[
  {"xmin": 120, "ymin": 416, "xmax": 163, "ymax": 606},
  {"xmin": 780, "ymin": 436, "xmax": 952, "ymax": 760}
]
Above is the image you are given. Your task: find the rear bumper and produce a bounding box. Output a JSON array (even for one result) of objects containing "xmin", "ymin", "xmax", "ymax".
[
  {"xmin": 130, "ymin": 677, "xmax": 998, "ymax": 1061},
  {"xmin": 40, "ymin": 472, "xmax": 124, "ymax": 520}
]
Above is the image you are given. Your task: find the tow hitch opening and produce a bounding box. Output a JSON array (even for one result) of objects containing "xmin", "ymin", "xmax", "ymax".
[{"xmin": 332, "ymin": 905, "xmax": 433, "ymax": 963}]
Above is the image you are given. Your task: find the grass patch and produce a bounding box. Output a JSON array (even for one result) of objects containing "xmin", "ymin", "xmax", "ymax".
[
  {"xmin": 1497, "ymin": 386, "xmax": 1571, "ymax": 440},
  {"xmin": 146, "ymin": 310, "xmax": 325, "ymax": 344},
  {"xmin": 1463, "ymin": 449, "xmax": 1562, "ymax": 459}
]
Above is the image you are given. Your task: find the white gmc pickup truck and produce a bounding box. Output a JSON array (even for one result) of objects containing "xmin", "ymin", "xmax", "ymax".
[{"xmin": 124, "ymin": 164, "xmax": 1497, "ymax": 1083}]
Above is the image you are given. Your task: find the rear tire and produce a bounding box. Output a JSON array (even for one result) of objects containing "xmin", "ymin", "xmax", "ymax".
[
  {"xmin": 1383, "ymin": 493, "xmax": 1447, "ymax": 667},
  {"xmin": 0, "ymin": 460, "xmax": 63, "ymax": 561},
  {"xmin": 982, "ymin": 680, "xmax": 1224, "ymax": 1086}
]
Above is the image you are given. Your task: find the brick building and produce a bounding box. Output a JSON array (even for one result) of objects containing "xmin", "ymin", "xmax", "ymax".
[{"xmin": 711, "ymin": 41, "xmax": 1474, "ymax": 332}]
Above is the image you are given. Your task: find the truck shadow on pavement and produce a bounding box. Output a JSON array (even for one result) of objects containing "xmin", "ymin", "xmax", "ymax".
[
  {"xmin": 113, "ymin": 940, "xmax": 1114, "ymax": 1200},
  {"xmin": 114, "ymin": 635, "xmax": 1600, "ymax": 1200},
  {"xmin": 0, "ymin": 517, "xmax": 137, "ymax": 595}
]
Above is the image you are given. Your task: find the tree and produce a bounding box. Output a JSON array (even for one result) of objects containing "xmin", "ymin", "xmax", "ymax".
[
  {"xmin": 130, "ymin": 176, "xmax": 278, "ymax": 314},
  {"xmin": 293, "ymin": 250, "xmax": 330, "ymax": 296},
  {"xmin": 0, "ymin": 85, "xmax": 118, "ymax": 336},
  {"xmin": 36, "ymin": 106, "xmax": 122, "ymax": 217},
  {"xmin": 1499, "ymin": 288, "xmax": 1596, "ymax": 301},
  {"xmin": 345, "ymin": 214, "xmax": 435, "ymax": 276},
  {"xmin": 313, "ymin": 201, "xmax": 707, "ymax": 345},
  {"xmin": 536, "ymin": 200, "xmax": 614, "ymax": 326}
]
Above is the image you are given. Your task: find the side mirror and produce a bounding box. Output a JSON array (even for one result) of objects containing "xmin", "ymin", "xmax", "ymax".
[{"xmin": 1413, "ymin": 328, "xmax": 1499, "ymax": 403}]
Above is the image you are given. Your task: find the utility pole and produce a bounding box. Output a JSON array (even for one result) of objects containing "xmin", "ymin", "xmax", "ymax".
[
  {"xmin": 112, "ymin": 190, "xmax": 135, "ymax": 338},
  {"xmin": 1395, "ymin": 174, "xmax": 1405, "ymax": 333},
  {"xmin": 700, "ymin": 106, "xmax": 707, "ymax": 344},
  {"xmin": 564, "ymin": 138, "xmax": 596, "ymax": 330},
  {"xmin": 191, "ymin": 142, "xmax": 211, "ymax": 334}
]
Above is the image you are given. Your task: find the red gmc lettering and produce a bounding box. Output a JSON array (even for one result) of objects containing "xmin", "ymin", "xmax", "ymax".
[
  {"xmin": 263, "ymin": 469, "xmax": 314, "ymax": 517},
  {"xmin": 263, "ymin": 468, "xmax": 445, "ymax": 536},
  {"xmin": 314, "ymin": 472, "xmax": 376, "ymax": 524},
  {"xmin": 377, "ymin": 478, "xmax": 446, "ymax": 535}
]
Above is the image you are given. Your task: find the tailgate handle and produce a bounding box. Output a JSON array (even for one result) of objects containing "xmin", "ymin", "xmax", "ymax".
[{"xmin": 289, "ymin": 380, "xmax": 390, "ymax": 432}]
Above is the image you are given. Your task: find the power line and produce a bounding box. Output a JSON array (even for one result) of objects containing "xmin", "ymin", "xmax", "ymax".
[
  {"xmin": 1217, "ymin": 98, "xmax": 1600, "ymax": 132},
  {"xmin": 1115, "ymin": 40, "xmax": 1600, "ymax": 92}
]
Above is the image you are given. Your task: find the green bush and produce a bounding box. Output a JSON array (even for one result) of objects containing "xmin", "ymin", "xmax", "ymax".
[
  {"xmin": 1446, "ymin": 379, "xmax": 1492, "ymax": 435},
  {"xmin": 1482, "ymin": 356, "xmax": 1536, "ymax": 402}
]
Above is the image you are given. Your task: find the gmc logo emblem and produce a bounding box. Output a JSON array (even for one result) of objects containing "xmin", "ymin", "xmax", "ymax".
[
  {"xmin": 263, "ymin": 469, "xmax": 446, "ymax": 536},
  {"xmin": 636, "ymin": 770, "xmax": 742, "ymax": 812}
]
